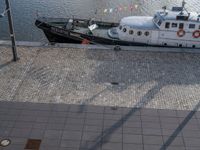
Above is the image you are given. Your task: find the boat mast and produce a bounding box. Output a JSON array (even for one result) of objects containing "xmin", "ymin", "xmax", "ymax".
[{"xmin": 180, "ymin": 0, "xmax": 189, "ymax": 15}]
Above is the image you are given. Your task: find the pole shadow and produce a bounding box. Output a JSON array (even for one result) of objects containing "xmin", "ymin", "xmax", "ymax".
[
  {"xmin": 160, "ymin": 101, "xmax": 200, "ymax": 150},
  {"xmin": 0, "ymin": 60, "xmax": 13, "ymax": 70}
]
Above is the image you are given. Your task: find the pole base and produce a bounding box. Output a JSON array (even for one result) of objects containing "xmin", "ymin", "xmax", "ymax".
[{"xmin": 12, "ymin": 57, "xmax": 20, "ymax": 62}]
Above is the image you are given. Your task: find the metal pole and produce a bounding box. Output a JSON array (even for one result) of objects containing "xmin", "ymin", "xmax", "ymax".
[{"xmin": 5, "ymin": 0, "xmax": 19, "ymax": 61}]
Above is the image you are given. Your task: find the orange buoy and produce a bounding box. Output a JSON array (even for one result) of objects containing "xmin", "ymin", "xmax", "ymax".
[
  {"xmin": 193, "ymin": 30, "xmax": 200, "ymax": 38},
  {"xmin": 177, "ymin": 29, "xmax": 185, "ymax": 37}
]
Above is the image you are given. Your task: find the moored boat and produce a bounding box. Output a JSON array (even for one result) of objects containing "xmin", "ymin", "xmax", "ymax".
[{"xmin": 35, "ymin": 0, "xmax": 200, "ymax": 48}]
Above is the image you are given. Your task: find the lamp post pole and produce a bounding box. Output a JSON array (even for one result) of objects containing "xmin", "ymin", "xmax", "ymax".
[{"xmin": 5, "ymin": 0, "xmax": 19, "ymax": 61}]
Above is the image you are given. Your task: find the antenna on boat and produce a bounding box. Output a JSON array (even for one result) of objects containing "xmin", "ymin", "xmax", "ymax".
[
  {"xmin": 162, "ymin": 6, "xmax": 167, "ymax": 14},
  {"xmin": 180, "ymin": 0, "xmax": 189, "ymax": 15}
]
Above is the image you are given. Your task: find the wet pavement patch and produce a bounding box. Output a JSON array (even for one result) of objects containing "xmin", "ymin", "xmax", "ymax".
[{"xmin": 25, "ymin": 139, "xmax": 41, "ymax": 150}]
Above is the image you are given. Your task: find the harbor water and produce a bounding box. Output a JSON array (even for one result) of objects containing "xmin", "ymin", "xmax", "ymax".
[{"xmin": 0, "ymin": 0, "xmax": 199, "ymax": 42}]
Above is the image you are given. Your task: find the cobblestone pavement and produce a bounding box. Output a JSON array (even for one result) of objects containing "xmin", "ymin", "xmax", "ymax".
[{"xmin": 1, "ymin": 46, "xmax": 200, "ymax": 110}]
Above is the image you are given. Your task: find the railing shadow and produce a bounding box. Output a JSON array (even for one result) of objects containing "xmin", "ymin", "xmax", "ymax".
[
  {"xmin": 160, "ymin": 101, "xmax": 200, "ymax": 150},
  {"xmin": 81, "ymin": 82, "xmax": 165, "ymax": 150},
  {"xmin": 78, "ymin": 87, "xmax": 108, "ymax": 113}
]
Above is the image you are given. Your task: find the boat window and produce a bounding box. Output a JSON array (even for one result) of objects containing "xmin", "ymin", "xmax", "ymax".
[
  {"xmin": 189, "ymin": 24, "xmax": 195, "ymax": 29},
  {"xmin": 144, "ymin": 31, "xmax": 149, "ymax": 36},
  {"xmin": 165, "ymin": 22, "xmax": 170, "ymax": 29},
  {"xmin": 137, "ymin": 31, "xmax": 142, "ymax": 36},
  {"xmin": 119, "ymin": 26, "xmax": 122, "ymax": 30},
  {"xmin": 129, "ymin": 30, "xmax": 134, "ymax": 35},
  {"xmin": 123, "ymin": 28, "xmax": 127, "ymax": 32},
  {"xmin": 179, "ymin": 23, "xmax": 184, "ymax": 29},
  {"xmin": 172, "ymin": 23, "xmax": 177, "ymax": 28}
]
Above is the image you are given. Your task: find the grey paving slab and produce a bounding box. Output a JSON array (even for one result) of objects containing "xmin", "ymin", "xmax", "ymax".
[
  {"xmin": 102, "ymin": 142, "xmax": 122, "ymax": 150},
  {"xmin": 64, "ymin": 124, "xmax": 84, "ymax": 132},
  {"xmin": 123, "ymin": 143, "xmax": 143, "ymax": 150},
  {"xmin": 143, "ymin": 135, "xmax": 163, "ymax": 145},
  {"xmin": 82, "ymin": 132, "xmax": 102, "ymax": 142},
  {"xmin": 86, "ymin": 119, "xmax": 103, "ymax": 126},
  {"xmin": 143, "ymin": 144, "xmax": 161, "ymax": 150},
  {"xmin": 44, "ymin": 130, "xmax": 63, "ymax": 139},
  {"xmin": 141, "ymin": 115, "xmax": 160, "ymax": 123},
  {"xmin": 186, "ymin": 147, "xmax": 200, "ymax": 150},
  {"xmin": 62, "ymin": 131, "xmax": 82, "ymax": 141},
  {"xmin": 184, "ymin": 138, "xmax": 200, "ymax": 147},
  {"xmin": 86, "ymin": 113, "xmax": 104, "ymax": 120},
  {"xmin": 142, "ymin": 122, "xmax": 161, "ymax": 129},
  {"xmin": 161, "ymin": 129, "xmax": 183, "ymax": 137},
  {"xmin": 10, "ymin": 128, "xmax": 32, "ymax": 138},
  {"xmin": 102, "ymin": 133, "xmax": 122, "ymax": 143},
  {"xmin": 182, "ymin": 130, "xmax": 200, "ymax": 138},
  {"xmin": 60, "ymin": 139, "xmax": 80, "ymax": 149},
  {"xmin": 32, "ymin": 122, "xmax": 47, "ymax": 130},
  {"xmin": 14, "ymin": 121, "xmax": 33, "ymax": 129},
  {"xmin": 41, "ymin": 138, "xmax": 61, "ymax": 147},
  {"xmin": 142, "ymin": 128, "xmax": 162, "ymax": 136},
  {"xmin": 166, "ymin": 146, "xmax": 186, "ymax": 150},
  {"xmin": 52, "ymin": 104, "xmax": 69, "ymax": 112},
  {"xmin": 123, "ymin": 127, "xmax": 142, "ymax": 135},
  {"xmin": 84, "ymin": 125, "xmax": 103, "ymax": 133},
  {"xmin": 1, "ymin": 144, "xmax": 25, "ymax": 150},
  {"xmin": 140, "ymin": 109, "xmax": 159, "ymax": 116},
  {"xmin": 46, "ymin": 123, "xmax": 65, "ymax": 130},
  {"xmin": 86, "ymin": 105, "xmax": 105, "ymax": 113},
  {"xmin": 30, "ymin": 129, "xmax": 45, "ymax": 139},
  {"xmin": 160, "ymin": 117, "xmax": 180, "ymax": 124},
  {"xmin": 80, "ymin": 140, "xmax": 102, "ymax": 150},
  {"xmin": 67, "ymin": 112, "xmax": 85, "ymax": 119},
  {"xmin": 123, "ymin": 123, "xmax": 141, "ymax": 129},
  {"xmin": 0, "ymin": 127, "xmax": 12, "ymax": 137},
  {"xmin": 0, "ymin": 121, "xmax": 15, "ymax": 128},
  {"xmin": 163, "ymin": 136, "xmax": 185, "ymax": 147},
  {"xmin": 158, "ymin": 109, "xmax": 177, "ymax": 117},
  {"xmin": 123, "ymin": 134, "xmax": 143, "ymax": 144}
]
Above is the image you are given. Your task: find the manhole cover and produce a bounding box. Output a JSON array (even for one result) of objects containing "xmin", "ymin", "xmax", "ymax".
[
  {"xmin": 0, "ymin": 139, "xmax": 11, "ymax": 147},
  {"xmin": 25, "ymin": 139, "xmax": 41, "ymax": 150}
]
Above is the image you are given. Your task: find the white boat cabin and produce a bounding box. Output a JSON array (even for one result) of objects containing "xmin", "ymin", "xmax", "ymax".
[{"xmin": 108, "ymin": 1, "xmax": 200, "ymax": 48}]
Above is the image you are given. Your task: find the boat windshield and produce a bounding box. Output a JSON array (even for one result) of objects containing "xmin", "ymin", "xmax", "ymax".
[
  {"xmin": 153, "ymin": 15, "xmax": 159, "ymax": 23},
  {"xmin": 157, "ymin": 20, "xmax": 162, "ymax": 26},
  {"xmin": 153, "ymin": 15, "xmax": 162, "ymax": 26}
]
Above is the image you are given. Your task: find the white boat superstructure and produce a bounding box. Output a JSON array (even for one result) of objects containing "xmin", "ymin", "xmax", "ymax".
[{"xmin": 109, "ymin": 0, "xmax": 200, "ymax": 48}]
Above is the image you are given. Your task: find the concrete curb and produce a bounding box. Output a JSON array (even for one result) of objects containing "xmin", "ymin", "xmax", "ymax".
[{"xmin": 0, "ymin": 40, "xmax": 200, "ymax": 54}]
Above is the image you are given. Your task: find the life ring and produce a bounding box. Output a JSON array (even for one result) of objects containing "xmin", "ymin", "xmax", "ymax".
[
  {"xmin": 193, "ymin": 30, "xmax": 200, "ymax": 38},
  {"xmin": 177, "ymin": 30, "xmax": 185, "ymax": 37}
]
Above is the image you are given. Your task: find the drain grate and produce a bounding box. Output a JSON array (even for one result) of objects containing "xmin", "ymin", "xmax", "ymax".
[
  {"xmin": 111, "ymin": 82, "xmax": 119, "ymax": 85},
  {"xmin": 25, "ymin": 139, "xmax": 41, "ymax": 150}
]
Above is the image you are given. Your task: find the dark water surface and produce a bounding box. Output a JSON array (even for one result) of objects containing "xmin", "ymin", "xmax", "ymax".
[{"xmin": 0, "ymin": 0, "xmax": 199, "ymax": 42}]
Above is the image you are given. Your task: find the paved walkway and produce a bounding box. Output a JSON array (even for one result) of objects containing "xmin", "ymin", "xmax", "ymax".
[
  {"xmin": 0, "ymin": 101, "xmax": 200, "ymax": 150},
  {"xmin": 1, "ymin": 46, "xmax": 200, "ymax": 150}
]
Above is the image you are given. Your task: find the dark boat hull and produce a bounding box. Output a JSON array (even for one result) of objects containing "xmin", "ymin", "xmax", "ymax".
[{"xmin": 35, "ymin": 18, "xmax": 147, "ymax": 46}]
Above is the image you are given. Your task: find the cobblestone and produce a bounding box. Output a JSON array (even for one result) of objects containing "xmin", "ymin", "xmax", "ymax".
[{"xmin": 1, "ymin": 46, "xmax": 200, "ymax": 110}]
